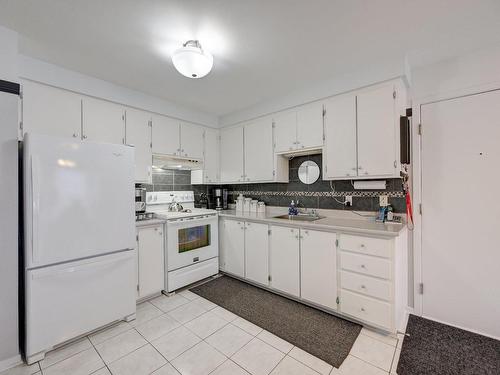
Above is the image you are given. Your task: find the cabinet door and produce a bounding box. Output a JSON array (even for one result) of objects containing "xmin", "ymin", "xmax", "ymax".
[
  {"xmin": 270, "ymin": 226, "xmax": 300, "ymax": 297},
  {"xmin": 204, "ymin": 128, "xmax": 219, "ymax": 183},
  {"xmin": 323, "ymin": 94, "xmax": 357, "ymax": 179},
  {"xmin": 180, "ymin": 122, "xmax": 204, "ymax": 160},
  {"xmin": 125, "ymin": 108, "xmax": 152, "ymax": 183},
  {"xmin": 273, "ymin": 111, "xmax": 297, "ymax": 153},
  {"xmin": 220, "ymin": 126, "xmax": 244, "ymax": 183},
  {"xmin": 22, "ymin": 80, "xmax": 81, "ymax": 139},
  {"xmin": 244, "ymin": 118, "xmax": 274, "ymax": 182},
  {"xmin": 220, "ymin": 219, "xmax": 245, "ymax": 277},
  {"xmin": 357, "ymin": 84, "xmax": 397, "ymax": 177},
  {"xmin": 82, "ymin": 97, "xmax": 125, "ymax": 144},
  {"xmin": 151, "ymin": 115, "xmax": 180, "ymax": 156},
  {"xmin": 296, "ymin": 101, "xmax": 324, "ymax": 150},
  {"xmin": 244, "ymin": 222, "xmax": 269, "ymax": 285},
  {"xmin": 300, "ymin": 230, "xmax": 337, "ymax": 310},
  {"xmin": 137, "ymin": 225, "xmax": 165, "ymax": 299}
]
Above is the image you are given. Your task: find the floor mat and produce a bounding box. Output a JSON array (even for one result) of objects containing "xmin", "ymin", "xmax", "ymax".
[
  {"xmin": 190, "ymin": 275, "xmax": 361, "ymax": 368},
  {"xmin": 398, "ymin": 314, "xmax": 500, "ymax": 375}
]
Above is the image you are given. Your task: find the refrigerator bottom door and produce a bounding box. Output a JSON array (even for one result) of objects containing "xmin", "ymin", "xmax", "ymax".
[{"xmin": 25, "ymin": 250, "xmax": 136, "ymax": 362}]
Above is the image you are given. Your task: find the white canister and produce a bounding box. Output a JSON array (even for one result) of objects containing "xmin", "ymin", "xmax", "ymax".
[
  {"xmin": 257, "ymin": 201, "xmax": 266, "ymax": 213},
  {"xmin": 236, "ymin": 195, "xmax": 245, "ymax": 211},
  {"xmin": 250, "ymin": 200, "xmax": 258, "ymax": 213},
  {"xmin": 243, "ymin": 198, "xmax": 252, "ymax": 212}
]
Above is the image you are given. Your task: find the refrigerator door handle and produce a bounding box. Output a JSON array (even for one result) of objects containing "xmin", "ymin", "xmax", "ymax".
[{"xmin": 31, "ymin": 155, "xmax": 40, "ymax": 264}]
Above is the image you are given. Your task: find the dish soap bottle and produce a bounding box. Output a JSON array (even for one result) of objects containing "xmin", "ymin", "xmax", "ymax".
[{"xmin": 288, "ymin": 200, "xmax": 298, "ymax": 216}]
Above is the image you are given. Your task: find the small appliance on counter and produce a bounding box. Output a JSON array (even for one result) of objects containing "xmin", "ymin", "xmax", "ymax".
[
  {"xmin": 214, "ymin": 188, "xmax": 228, "ymax": 210},
  {"xmin": 198, "ymin": 192, "xmax": 208, "ymax": 209},
  {"xmin": 135, "ymin": 186, "xmax": 146, "ymax": 213}
]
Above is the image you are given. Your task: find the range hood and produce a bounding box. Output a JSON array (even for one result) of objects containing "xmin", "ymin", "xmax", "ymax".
[{"xmin": 152, "ymin": 154, "xmax": 203, "ymax": 170}]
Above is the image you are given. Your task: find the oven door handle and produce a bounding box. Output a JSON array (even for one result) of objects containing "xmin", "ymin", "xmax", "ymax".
[{"xmin": 168, "ymin": 215, "xmax": 217, "ymax": 225}]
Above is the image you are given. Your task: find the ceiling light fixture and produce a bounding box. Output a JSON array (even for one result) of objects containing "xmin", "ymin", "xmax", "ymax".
[{"xmin": 172, "ymin": 40, "xmax": 213, "ymax": 79}]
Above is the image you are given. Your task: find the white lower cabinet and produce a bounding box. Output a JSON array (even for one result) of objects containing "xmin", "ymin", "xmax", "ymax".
[
  {"xmin": 244, "ymin": 222, "xmax": 269, "ymax": 285},
  {"xmin": 269, "ymin": 226, "xmax": 300, "ymax": 297},
  {"xmin": 136, "ymin": 224, "xmax": 164, "ymax": 300},
  {"xmin": 219, "ymin": 219, "xmax": 245, "ymax": 277},
  {"xmin": 300, "ymin": 230, "xmax": 337, "ymax": 310}
]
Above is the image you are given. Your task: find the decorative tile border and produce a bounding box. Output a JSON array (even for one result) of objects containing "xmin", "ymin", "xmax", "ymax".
[{"xmin": 231, "ymin": 190, "xmax": 405, "ymax": 198}]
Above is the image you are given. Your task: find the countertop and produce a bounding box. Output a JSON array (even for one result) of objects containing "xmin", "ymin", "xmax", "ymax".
[
  {"xmin": 135, "ymin": 218, "xmax": 166, "ymax": 227},
  {"xmin": 218, "ymin": 208, "xmax": 406, "ymax": 237}
]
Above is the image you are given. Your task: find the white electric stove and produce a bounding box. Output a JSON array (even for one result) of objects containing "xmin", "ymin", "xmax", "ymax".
[{"xmin": 146, "ymin": 191, "xmax": 219, "ymax": 292}]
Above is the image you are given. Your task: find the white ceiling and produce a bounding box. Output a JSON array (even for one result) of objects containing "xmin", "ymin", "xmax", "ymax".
[{"xmin": 1, "ymin": 0, "xmax": 500, "ymax": 118}]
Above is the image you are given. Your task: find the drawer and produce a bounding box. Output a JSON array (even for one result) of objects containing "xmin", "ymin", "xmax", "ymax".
[
  {"xmin": 339, "ymin": 234, "xmax": 392, "ymax": 258},
  {"xmin": 341, "ymin": 271, "xmax": 391, "ymax": 301},
  {"xmin": 340, "ymin": 252, "xmax": 391, "ymax": 279},
  {"xmin": 341, "ymin": 289, "xmax": 392, "ymax": 329}
]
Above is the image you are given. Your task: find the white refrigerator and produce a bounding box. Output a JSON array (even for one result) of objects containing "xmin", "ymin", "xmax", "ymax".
[{"xmin": 24, "ymin": 133, "xmax": 137, "ymax": 364}]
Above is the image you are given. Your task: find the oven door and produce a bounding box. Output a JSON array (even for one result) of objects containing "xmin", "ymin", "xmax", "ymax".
[{"xmin": 167, "ymin": 215, "xmax": 218, "ymax": 271}]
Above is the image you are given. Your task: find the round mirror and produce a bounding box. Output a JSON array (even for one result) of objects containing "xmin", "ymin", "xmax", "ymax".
[{"xmin": 298, "ymin": 160, "xmax": 320, "ymax": 184}]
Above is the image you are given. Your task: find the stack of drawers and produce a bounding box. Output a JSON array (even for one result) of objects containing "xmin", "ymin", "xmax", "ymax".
[{"xmin": 339, "ymin": 233, "xmax": 394, "ymax": 331}]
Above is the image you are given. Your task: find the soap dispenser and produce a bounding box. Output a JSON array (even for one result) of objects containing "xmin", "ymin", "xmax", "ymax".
[{"xmin": 288, "ymin": 200, "xmax": 298, "ymax": 216}]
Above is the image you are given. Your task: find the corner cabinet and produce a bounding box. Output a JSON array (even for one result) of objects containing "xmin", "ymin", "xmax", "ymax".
[
  {"xmin": 125, "ymin": 108, "xmax": 152, "ymax": 183},
  {"xmin": 136, "ymin": 224, "xmax": 165, "ymax": 301},
  {"xmin": 323, "ymin": 79, "xmax": 406, "ymax": 180}
]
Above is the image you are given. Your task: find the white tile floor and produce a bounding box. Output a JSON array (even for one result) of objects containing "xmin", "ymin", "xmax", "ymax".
[{"xmin": 2, "ymin": 292, "xmax": 403, "ymax": 375}]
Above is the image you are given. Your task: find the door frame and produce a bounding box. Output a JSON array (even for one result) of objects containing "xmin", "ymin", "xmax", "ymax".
[{"xmin": 411, "ymin": 81, "xmax": 500, "ymax": 318}]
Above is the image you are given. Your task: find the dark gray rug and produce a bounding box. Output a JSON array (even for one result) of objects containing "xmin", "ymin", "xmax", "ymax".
[
  {"xmin": 398, "ymin": 315, "xmax": 500, "ymax": 375},
  {"xmin": 190, "ymin": 275, "xmax": 361, "ymax": 368}
]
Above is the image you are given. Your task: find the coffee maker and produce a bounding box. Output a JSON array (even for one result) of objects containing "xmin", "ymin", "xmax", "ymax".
[
  {"xmin": 135, "ymin": 187, "xmax": 146, "ymax": 213},
  {"xmin": 214, "ymin": 188, "xmax": 228, "ymax": 211}
]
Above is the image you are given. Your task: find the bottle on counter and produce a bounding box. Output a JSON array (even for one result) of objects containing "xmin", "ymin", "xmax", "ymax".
[
  {"xmin": 288, "ymin": 200, "xmax": 298, "ymax": 216},
  {"xmin": 386, "ymin": 204, "xmax": 394, "ymax": 221},
  {"xmin": 236, "ymin": 194, "xmax": 244, "ymax": 212}
]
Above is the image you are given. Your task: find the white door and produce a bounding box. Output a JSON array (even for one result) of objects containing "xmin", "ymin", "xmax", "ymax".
[
  {"xmin": 203, "ymin": 128, "xmax": 219, "ymax": 183},
  {"xmin": 420, "ymin": 90, "xmax": 500, "ymax": 339},
  {"xmin": 82, "ymin": 97, "xmax": 125, "ymax": 144},
  {"xmin": 270, "ymin": 226, "xmax": 300, "ymax": 297},
  {"xmin": 137, "ymin": 225, "xmax": 164, "ymax": 299},
  {"xmin": 244, "ymin": 118, "xmax": 274, "ymax": 182},
  {"xmin": 296, "ymin": 101, "xmax": 324, "ymax": 150},
  {"xmin": 273, "ymin": 111, "xmax": 297, "ymax": 153},
  {"xmin": 151, "ymin": 115, "xmax": 180, "ymax": 156},
  {"xmin": 220, "ymin": 219, "xmax": 245, "ymax": 277},
  {"xmin": 220, "ymin": 126, "xmax": 244, "ymax": 183},
  {"xmin": 24, "ymin": 134, "xmax": 136, "ymax": 268},
  {"xmin": 357, "ymin": 84, "xmax": 397, "ymax": 177},
  {"xmin": 180, "ymin": 122, "xmax": 204, "ymax": 159},
  {"xmin": 323, "ymin": 94, "xmax": 357, "ymax": 179},
  {"xmin": 301, "ymin": 230, "xmax": 337, "ymax": 310},
  {"xmin": 244, "ymin": 222, "xmax": 269, "ymax": 285},
  {"xmin": 126, "ymin": 108, "xmax": 152, "ymax": 183},
  {"xmin": 22, "ymin": 80, "xmax": 81, "ymax": 139}
]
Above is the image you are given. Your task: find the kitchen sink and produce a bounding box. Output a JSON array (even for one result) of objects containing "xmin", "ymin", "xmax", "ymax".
[{"xmin": 273, "ymin": 214, "xmax": 325, "ymax": 222}]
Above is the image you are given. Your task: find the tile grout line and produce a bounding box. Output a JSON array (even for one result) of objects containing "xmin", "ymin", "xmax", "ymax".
[{"xmin": 87, "ymin": 333, "xmax": 113, "ymax": 375}]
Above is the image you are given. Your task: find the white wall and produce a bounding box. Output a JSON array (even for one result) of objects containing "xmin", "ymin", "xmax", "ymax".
[
  {"xmin": 219, "ymin": 56, "xmax": 407, "ymax": 126},
  {"xmin": 18, "ymin": 55, "xmax": 219, "ymax": 128},
  {"xmin": 0, "ymin": 26, "xmax": 20, "ymax": 370}
]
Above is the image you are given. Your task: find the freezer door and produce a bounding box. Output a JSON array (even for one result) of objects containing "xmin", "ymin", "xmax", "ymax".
[
  {"xmin": 25, "ymin": 251, "xmax": 136, "ymax": 359},
  {"xmin": 24, "ymin": 133, "xmax": 135, "ymax": 268}
]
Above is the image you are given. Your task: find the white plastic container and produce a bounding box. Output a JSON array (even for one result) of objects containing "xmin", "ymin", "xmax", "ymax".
[
  {"xmin": 236, "ymin": 194, "xmax": 244, "ymax": 212},
  {"xmin": 257, "ymin": 201, "xmax": 266, "ymax": 214},
  {"xmin": 250, "ymin": 200, "xmax": 258, "ymax": 213},
  {"xmin": 243, "ymin": 198, "xmax": 252, "ymax": 212}
]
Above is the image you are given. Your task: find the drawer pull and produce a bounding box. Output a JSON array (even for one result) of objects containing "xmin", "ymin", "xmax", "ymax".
[
  {"xmin": 360, "ymin": 244, "xmax": 365, "ymax": 248},
  {"xmin": 360, "ymin": 285, "xmax": 366, "ymax": 289},
  {"xmin": 360, "ymin": 264, "xmax": 366, "ymax": 269},
  {"xmin": 360, "ymin": 307, "xmax": 366, "ymax": 312}
]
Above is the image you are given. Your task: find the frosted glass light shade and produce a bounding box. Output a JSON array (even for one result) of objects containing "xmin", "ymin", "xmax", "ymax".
[{"xmin": 172, "ymin": 41, "xmax": 213, "ymax": 79}]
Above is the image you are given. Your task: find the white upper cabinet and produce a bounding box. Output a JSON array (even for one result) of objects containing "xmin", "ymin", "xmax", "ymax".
[
  {"xmin": 273, "ymin": 101, "xmax": 324, "ymax": 154},
  {"xmin": 151, "ymin": 115, "xmax": 180, "ymax": 156},
  {"xmin": 22, "ymin": 80, "xmax": 82, "ymax": 139},
  {"xmin": 180, "ymin": 122, "xmax": 204, "ymax": 160},
  {"xmin": 296, "ymin": 101, "xmax": 324, "ymax": 150},
  {"xmin": 203, "ymin": 127, "xmax": 220, "ymax": 183},
  {"xmin": 356, "ymin": 83, "xmax": 397, "ymax": 177},
  {"xmin": 273, "ymin": 111, "xmax": 297, "ymax": 153},
  {"xmin": 125, "ymin": 108, "xmax": 152, "ymax": 183},
  {"xmin": 82, "ymin": 97, "xmax": 125, "ymax": 144},
  {"xmin": 220, "ymin": 126, "xmax": 244, "ymax": 183},
  {"xmin": 244, "ymin": 117, "xmax": 274, "ymax": 182},
  {"xmin": 323, "ymin": 93, "xmax": 357, "ymax": 179}
]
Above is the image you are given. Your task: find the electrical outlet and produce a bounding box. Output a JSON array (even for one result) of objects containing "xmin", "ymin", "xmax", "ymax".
[
  {"xmin": 345, "ymin": 195, "xmax": 352, "ymax": 207},
  {"xmin": 379, "ymin": 195, "xmax": 388, "ymax": 207}
]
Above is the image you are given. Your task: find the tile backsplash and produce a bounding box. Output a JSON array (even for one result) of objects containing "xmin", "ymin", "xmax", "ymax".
[{"xmin": 140, "ymin": 154, "xmax": 407, "ymax": 213}]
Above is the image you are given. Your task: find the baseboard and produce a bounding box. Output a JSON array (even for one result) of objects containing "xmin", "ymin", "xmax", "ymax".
[{"xmin": 0, "ymin": 354, "xmax": 23, "ymax": 373}]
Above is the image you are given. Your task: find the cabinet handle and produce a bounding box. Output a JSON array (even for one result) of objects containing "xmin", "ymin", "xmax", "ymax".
[
  {"xmin": 364, "ymin": 171, "xmax": 369, "ymax": 175},
  {"xmin": 358, "ymin": 166, "xmax": 363, "ymax": 170},
  {"xmin": 304, "ymin": 230, "xmax": 308, "ymax": 234},
  {"xmin": 72, "ymin": 133, "xmax": 78, "ymax": 138},
  {"xmin": 360, "ymin": 244, "xmax": 365, "ymax": 248},
  {"xmin": 360, "ymin": 264, "xmax": 366, "ymax": 269},
  {"xmin": 351, "ymin": 167, "xmax": 357, "ymax": 171},
  {"xmin": 360, "ymin": 285, "xmax": 366, "ymax": 289},
  {"xmin": 360, "ymin": 307, "xmax": 366, "ymax": 312},
  {"xmin": 82, "ymin": 135, "xmax": 87, "ymax": 139}
]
